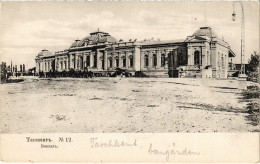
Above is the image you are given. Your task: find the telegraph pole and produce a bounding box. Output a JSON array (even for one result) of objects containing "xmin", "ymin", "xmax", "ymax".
[{"xmin": 232, "ymin": 1, "xmax": 247, "ymax": 79}]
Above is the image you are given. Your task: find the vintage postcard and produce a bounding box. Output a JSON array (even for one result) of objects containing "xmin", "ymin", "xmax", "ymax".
[{"xmin": 0, "ymin": 1, "xmax": 259, "ymax": 163}]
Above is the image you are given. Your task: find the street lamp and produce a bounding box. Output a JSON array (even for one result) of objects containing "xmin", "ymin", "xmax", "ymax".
[{"xmin": 232, "ymin": 1, "xmax": 247, "ymax": 79}]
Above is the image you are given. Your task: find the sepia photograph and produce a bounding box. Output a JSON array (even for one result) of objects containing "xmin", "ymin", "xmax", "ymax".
[
  {"xmin": 0, "ymin": 1, "xmax": 259, "ymax": 163},
  {"xmin": 0, "ymin": 1, "xmax": 259, "ymax": 134}
]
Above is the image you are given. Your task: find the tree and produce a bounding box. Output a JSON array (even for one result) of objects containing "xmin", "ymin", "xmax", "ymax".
[{"xmin": 247, "ymin": 51, "xmax": 260, "ymax": 72}]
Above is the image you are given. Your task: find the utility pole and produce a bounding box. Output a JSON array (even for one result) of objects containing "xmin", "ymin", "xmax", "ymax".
[{"xmin": 232, "ymin": 1, "xmax": 247, "ymax": 79}]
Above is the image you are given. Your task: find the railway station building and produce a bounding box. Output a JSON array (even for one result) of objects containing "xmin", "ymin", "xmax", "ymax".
[{"xmin": 35, "ymin": 27, "xmax": 235, "ymax": 78}]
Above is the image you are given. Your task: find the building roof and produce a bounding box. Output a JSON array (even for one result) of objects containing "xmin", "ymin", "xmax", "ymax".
[
  {"xmin": 38, "ymin": 49, "xmax": 53, "ymax": 57},
  {"xmin": 70, "ymin": 29, "xmax": 118, "ymax": 49},
  {"xmin": 137, "ymin": 39, "xmax": 184, "ymax": 46},
  {"xmin": 229, "ymin": 48, "xmax": 236, "ymax": 57},
  {"xmin": 70, "ymin": 39, "xmax": 81, "ymax": 48},
  {"xmin": 193, "ymin": 27, "xmax": 218, "ymax": 38}
]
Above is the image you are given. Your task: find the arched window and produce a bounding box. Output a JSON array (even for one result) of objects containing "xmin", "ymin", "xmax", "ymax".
[
  {"xmin": 153, "ymin": 54, "xmax": 157, "ymax": 67},
  {"xmin": 178, "ymin": 53, "xmax": 184, "ymax": 65},
  {"xmin": 93, "ymin": 54, "xmax": 97, "ymax": 68},
  {"xmin": 122, "ymin": 56, "xmax": 126, "ymax": 67},
  {"xmin": 194, "ymin": 51, "xmax": 200, "ymax": 65},
  {"xmin": 115, "ymin": 56, "xmax": 119, "ymax": 68},
  {"xmin": 129, "ymin": 55, "xmax": 133, "ymax": 67},
  {"xmin": 48, "ymin": 62, "xmax": 50, "ymax": 71},
  {"xmin": 86, "ymin": 55, "xmax": 90, "ymax": 67},
  {"xmin": 64, "ymin": 61, "xmax": 66, "ymax": 70},
  {"xmin": 51, "ymin": 60, "xmax": 55, "ymax": 71},
  {"xmin": 144, "ymin": 55, "xmax": 149, "ymax": 67},
  {"xmin": 109, "ymin": 58, "xmax": 112, "ymax": 68},
  {"xmin": 60, "ymin": 61, "xmax": 63, "ymax": 70},
  {"xmin": 101, "ymin": 59, "xmax": 104, "ymax": 70},
  {"xmin": 80, "ymin": 56, "xmax": 83, "ymax": 69},
  {"xmin": 161, "ymin": 54, "xmax": 165, "ymax": 66}
]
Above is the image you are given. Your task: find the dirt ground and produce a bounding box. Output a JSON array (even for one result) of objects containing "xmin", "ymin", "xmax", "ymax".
[{"xmin": 0, "ymin": 76, "xmax": 259, "ymax": 133}]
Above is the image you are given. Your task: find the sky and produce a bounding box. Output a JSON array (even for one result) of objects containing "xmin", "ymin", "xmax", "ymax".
[{"xmin": 0, "ymin": 1, "xmax": 259, "ymax": 68}]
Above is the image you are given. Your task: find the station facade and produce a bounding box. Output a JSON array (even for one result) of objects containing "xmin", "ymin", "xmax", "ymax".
[{"xmin": 35, "ymin": 27, "xmax": 235, "ymax": 78}]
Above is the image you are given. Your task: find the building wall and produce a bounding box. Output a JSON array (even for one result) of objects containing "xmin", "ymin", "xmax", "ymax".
[
  {"xmin": 214, "ymin": 44, "xmax": 229, "ymax": 78},
  {"xmin": 35, "ymin": 38, "xmax": 233, "ymax": 79}
]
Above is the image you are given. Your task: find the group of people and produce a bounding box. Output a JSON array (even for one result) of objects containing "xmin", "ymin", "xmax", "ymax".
[{"xmin": 38, "ymin": 68, "xmax": 135, "ymax": 78}]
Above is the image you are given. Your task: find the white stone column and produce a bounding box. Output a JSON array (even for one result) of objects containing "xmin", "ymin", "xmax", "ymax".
[
  {"xmin": 187, "ymin": 47, "xmax": 192, "ymax": 65},
  {"xmin": 104, "ymin": 51, "xmax": 108, "ymax": 70},
  {"xmin": 165, "ymin": 50, "xmax": 169, "ymax": 69},
  {"xmin": 75, "ymin": 54, "xmax": 78, "ymax": 70},
  {"xmin": 174, "ymin": 50, "xmax": 178, "ymax": 68},
  {"xmin": 42, "ymin": 61, "xmax": 44, "ymax": 72},
  {"xmin": 191, "ymin": 49, "xmax": 194, "ymax": 65},
  {"xmin": 38, "ymin": 62, "xmax": 41, "ymax": 72},
  {"xmin": 140, "ymin": 51, "xmax": 144, "ymax": 70},
  {"xmin": 207, "ymin": 51, "xmax": 210, "ymax": 65},
  {"xmin": 202, "ymin": 46, "xmax": 207, "ymax": 67},
  {"xmin": 55, "ymin": 59, "xmax": 58, "ymax": 71},
  {"xmin": 97, "ymin": 51, "xmax": 102, "ymax": 70},
  {"xmin": 41, "ymin": 61, "xmax": 44, "ymax": 72},
  {"xmin": 90, "ymin": 52, "xmax": 94, "ymax": 68},
  {"xmin": 148, "ymin": 51, "xmax": 153, "ymax": 68},
  {"xmin": 66, "ymin": 58, "xmax": 68, "ymax": 70},
  {"xmin": 134, "ymin": 46, "xmax": 141, "ymax": 71},
  {"xmin": 44, "ymin": 61, "xmax": 47, "ymax": 72},
  {"xmin": 83, "ymin": 53, "xmax": 87, "ymax": 69},
  {"xmin": 112, "ymin": 56, "xmax": 115, "ymax": 69},
  {"xmin": 119, "ymin": 52, "xmax": 122, "ymax": 68},
  {"xmin": 157, "ymin": 50, "xmax": 161, "ymax": 67},
  {"xmin": 36, "ymin": 61, "xmax": 39, "ymax": 73},
  {"xmin": 126, "ymin": 52, "xmax": 129, "ymax": 68},
  {"xmin": 69, "ymin": 54, "xmax": 72, "ymax": 69},
  {"xmin": 63, "ymin": 59, "xmax": 66, "ymax": 70}
]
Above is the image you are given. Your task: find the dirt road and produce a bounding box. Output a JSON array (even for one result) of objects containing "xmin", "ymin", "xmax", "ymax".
[{"xmin": 0, "ymin": 77, "xmax": 259, "ymax": 133}]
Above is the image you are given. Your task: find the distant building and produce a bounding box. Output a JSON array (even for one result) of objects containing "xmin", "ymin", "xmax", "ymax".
[
  {"xmin": 0, "ymin": 62, "xmax": 7, "ymax": 81},
  {"xmin": 35, "ymin": 27, "xmax": 236, "ymax": 78}
]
